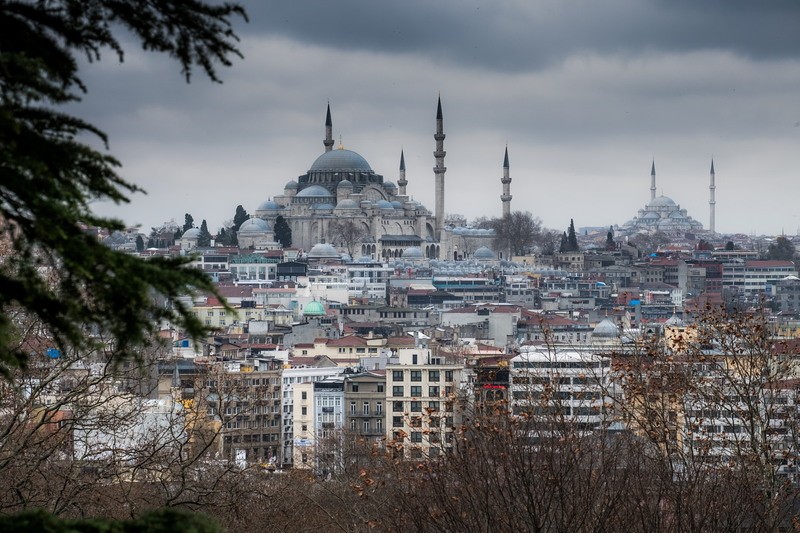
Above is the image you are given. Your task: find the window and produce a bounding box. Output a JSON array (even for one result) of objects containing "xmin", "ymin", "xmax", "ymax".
[
  {"xmin": 363, "ymin": 401, "xmax": 370, "ymax": 415},
  {"xmin": 412, "ymin": 354, "xmax": 418, "ymax": 365},
  {"xmin": 429, "ymin": 386, "xmax": 440, "ymax": 397},
  {"xmin": 301, "ymin": 424, "xmax": 307, "ymax": 432},
  {"xmin": 428, "ymin": 401, "xmax": 440, "ymax": 411},
  {"xmin": 350, "ymin": 401, "xmax": 356, "ymax": 414},
  {"xmin": 410, "ymin": 386, "xmax": 422, "ymax": 397},
  {"xmin": 351, "ymin": 384, "xmax": 359, "ymax": 392},
  {"xmin": 393, "ymin": 401, "xmax": 404, "ymax": 412},
  {"xmin": 301, "ymin": 391, "xmax": 307, "ymax": 400},
  {"xmin": 350, "ymin": 419, "xmax": 356, "ymax": 431},
  {"xmin": 377, "ymin": 384, "xmax": 384, "ymax": 393},
  {"xmin": 445, "ymin": 370, "xmax": 454, "ymax": 381},
  {"xmin": 376, "ymin": 418, "xmax": 383, "ymax": 431},
  {"xmin": 429, "ymin": 370, "xmax": 440, "ymax": 381},
  {"xmin": 301, "ymin": 407, "xmax": 307, "ymax": 415},
  {"xmin": 392, "ymin": 416, "xmax": 404, "ymax": 428},
  {"xmin": 363, "ymin": 420, "xmax": 370, "ymax": 433},
  {"xmin": 393, "ymin": 386, "xmax": 404, "ymax": 397},
  {"xmin": 392, "ymin": 370, "xmax": 404, "ymax": 381},
  {"xmin": 410, "ymin": 416, "xmax": 422, "ymax": 428},
  {"xmin": 410, "ymin": 401, "xmax": 422, "ymax": 412},
  {"xmin": 410, "ymin": 431, "xmax": 422, "ymax": 443},
  {"xmin": 410, "ymin": 370, "xmax": 422, "ymax": 382},
  {"xmin": 376, "ymin": 401, "xmax": 383, "ymax": 414}
]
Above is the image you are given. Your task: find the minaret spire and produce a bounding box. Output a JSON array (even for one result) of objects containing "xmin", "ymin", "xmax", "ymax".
[
  {"xmin": 501, "ymin": 146, "xmax": 512, "ymax": 217},
  {"xmin": 397, "ymin": 149, "xmax": 408, "ymax": 196},
  {"xmin": 324, "ymin": 102, "xmax": 334, "ymax": 153},
  {"xmin": 709, "ymin": 159, "xmax": 716, "ymax": 233},
  {"xmin": 433, "ymin": 95, "xmax": 447, "ymax": 241},
  {"xmin": 650, "ymin": 160, "xmax": 656, "ymax": 202}
]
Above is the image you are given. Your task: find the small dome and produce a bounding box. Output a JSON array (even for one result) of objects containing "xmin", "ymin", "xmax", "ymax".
[
  {"xmin": 642, "ymin": 212, "xmax": 660, "ymax": 220},
  {"xmin": 669, "ymin": 211, "xmax": 686, "ymax": 219},
  {"xmin": 402, "ymin": 246, "xmax": 424, "ymax": 259},
  {"xmin": 473, "ymin": 246, "xmax": 495, "ymax": 260},
  {"xmin": 337, "ymin": 179, "xmax": 353, "ymax": 189},
  {"xmin": 182, "ymin": 228, "xmax": 201, "ymax": 239},
  {"xmin": 238, "ymin": 218, "xmax": 271, "ymax": 233},
  {"xmin": 649, "ymin": 195, "xmax": 677, "ymax": 208},
  {"xmin": 390, "ymin": 200, "xmax": 403, "ymax": 209},
  {"xmin": 375, "ymin": 200, "xmax": 393, "ymax": 210},
  {"xmin": 308, "ymin": 243, "xmax": 340, "ymax": 259},
  {"xmin": 313, "ymin": 203, "xmax": 334, "ymax": 211},
  {"xmin": 257, "ymin": 199, "xmax": 282, "ymax": 211},
  {"xmin": 297, "ymin": 185, "xmax": 334, "ymax": 197},
  {"xmin": 309, "ymin": 149, "xmax": 372, "ymax": 172},
  {"xmin": 303, "ymin": 300, "xmax": 326, "ymax": 316},
  {"xmin": 593, "ymin": 317, "xmax": 620, "ymax": 338},
  {"xmin": 383, "ymin": 180, "xmax": 397, "ymax": 190},
  {"xmin": 284, "ymin": 180, "xmax": 299, "ymax": 190},
  {"xmin": 335, "ymin": 199, "xmax": 359, "ymax": 210}
]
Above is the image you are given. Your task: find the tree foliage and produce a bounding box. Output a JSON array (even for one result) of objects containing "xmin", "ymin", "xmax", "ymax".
[
  {"xmin": 0, "ymin": 0, "xmax": 246, "ymax": 372},
  {"xmin": 183, "ymin": 213, "xmax": 195, "ymax": 232},
  {"xmin": 489, "ymin": 211, "xmax": 542, "ymax": 256},
  {"xmin": 274, "ymin": 215, "xmax": 292, "ymax": 248},
  {"xmin": 766, "ymin": 236, "xmax": 796, "ymax": 261},
  {"xmin": 328, "ymin": 219, "xmax": 367, "ymax": 258},
  {"xmin": 198, "ymin": 219, "xmax": 212, "ymax": 247},
  {"xmin": 232, "ymin": 204, "xmax": 250, "ymax": 232}
]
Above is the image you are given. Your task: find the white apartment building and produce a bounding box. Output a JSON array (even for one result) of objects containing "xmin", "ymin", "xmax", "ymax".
[
  {"xmin": 385, "ymin": 344, "xmax": 463, "ymax": 459},
  {"xmin": 282, "ymin": 366, "xmax": 345, "ymax": 466},
  {"xmin": 722, "ymin": 260, "xmax": 797, "ymax": 294},
  {"xmin": 510, "ymin": 347, "xmax": 612, "ymax": 435}
]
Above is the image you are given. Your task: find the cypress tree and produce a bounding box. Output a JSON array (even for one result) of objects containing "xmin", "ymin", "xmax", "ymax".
[{"xmin": 274, "ymin": 215, "xmax": 292, "ymax": 248}]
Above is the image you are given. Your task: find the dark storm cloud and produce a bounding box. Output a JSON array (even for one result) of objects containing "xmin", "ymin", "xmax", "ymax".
[{"xmin": 241, "ymin": 0, "xmax": 800, "ymax": 70}]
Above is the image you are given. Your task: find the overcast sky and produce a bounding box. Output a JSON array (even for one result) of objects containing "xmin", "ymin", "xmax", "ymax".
[{"xmin": 84, "ymin": 0, "xmax": 800, "ymax": 236}]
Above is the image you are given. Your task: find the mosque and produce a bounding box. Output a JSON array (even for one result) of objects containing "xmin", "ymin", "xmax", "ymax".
[
  {"xmin": 249, "ymin": 99, "xmax": 505, "ymax": 260},
  {"xmin": 618, "ymin": 161, "xmax": 715, "ymax": 236}
]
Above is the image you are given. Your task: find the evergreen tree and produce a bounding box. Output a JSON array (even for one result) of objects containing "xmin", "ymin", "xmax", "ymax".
[
  {"xmin": 559, "ymin": 232, "xmax": 568, "ymax": 253},
  {"xmin": 232, "ymin": 205, "xmax": 250, "ymax": 232},
  {"xmin": 567, "ymin": 219, "xmax": 579, "ymax": 251},
  {"xmin": 198, "ymin": 219, "xmax": 212, "ymax": 247},
  {"xmin": 766, "ymin": 236, "xmax": 796, "ymax": 261},
  {"xmin": 726, "ymin": 241, "xmax": 735, "ymax": 251},
  {"xmin": 183, "ymin": 213, "xmax": 195, "ymax": 232},
  {"xmin": 135, "ymin": 235, "xmax": 145, "ymax": 252},
  {"xmin": 0, "ymin": 0, "xmax": 244, "ymax": 371},
  {"xmin": 605, "ymin": 227, "xmax": 615, "ymax": 250},
  {"xmin": 274, "ymin": 215, "xmax": 292, "ymax": 248}
]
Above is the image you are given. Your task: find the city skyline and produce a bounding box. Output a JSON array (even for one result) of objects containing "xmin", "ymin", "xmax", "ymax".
[{"xmin": 83, "ymin": 0, "xmax": 800, "ymax": 236}]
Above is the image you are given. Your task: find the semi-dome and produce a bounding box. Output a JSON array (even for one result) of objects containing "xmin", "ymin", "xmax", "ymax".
[
  {"xmin": 402, "ymin": 246, "xmax": 424, "ymax": 259},
  {"xmin": 390, "ymin": 200, "xmax": 403, "ymax": 209},
  {"xmin": 297, "ymin": 185, "xmax": 334, "ymax": 197},
  {"xmin": 303, "ymin": 300, "xmax": 326, "ymax": 316},
  {"xmin": 593, "ymin": 317, "xmax": 620, "ymax": 338},
  {"xmin": 257, "ymin": 199, "xmax": 282, "ymax": 211},
  {"xmin": 383, "ymin": 180, "xmax": 397, "ymax": 190},
  {"xmin": 182, "ymin": 228, "xmax": 201, "ymax": 239},
  {"xmin": 238, "ymin": 218, "xmax": 271, "ymax": 233},
  {"xmin": 649, "ymin": 195, "xmax": 677, "ymax": 208},
  {"xmin": 337, "ymin": 179, "xmax": 353, "ymax": 189},
  {"xmin": 307, "ymin": 243, "xmax": 340, "ymax": 259},
  {"xmin": 335, "ymin": 199, "xmax": 359, "ymax": 210},
  {"xmin": 375, "ymin": 200, "xmax": 394, "ymax": 210},
  {"xmin": 473, "ymin": 246, "xmax": 495, "ymax": 260},
  {"xmin": 309, "ymin": 149, "xmax": 372, "ymax": 172}
]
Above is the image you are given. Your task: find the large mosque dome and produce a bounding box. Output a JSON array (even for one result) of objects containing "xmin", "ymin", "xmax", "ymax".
[{"xmin": 310, "ymin": 149, "xmax": 372, "ymax": 172}]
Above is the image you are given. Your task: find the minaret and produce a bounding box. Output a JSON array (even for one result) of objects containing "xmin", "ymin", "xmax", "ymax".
[
  {"xmin": 398, "ymin": 149, "xmax": 408, "ymax": 196},
  {"xmin": 433, "ymin": 96, "xmax": 446, "ymax": 239},
  {"xmin": 709, "ymin": 159, "xmax": 716, "ymax": 233},
  {"xmin": 650, "ymin": 160, "xmax": 656, "ymax": 202},
  {"xmin": 501, "ymin": 146, "xmax": 512, "ymax": 217},
  {"xmin": 323, "ymin": 103, "xmax": 334, "ymax": 153}
]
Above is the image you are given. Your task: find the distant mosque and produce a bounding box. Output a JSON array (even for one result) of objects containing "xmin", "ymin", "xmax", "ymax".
[
  {"xmin": 619, "ymin": 160, "xmax": 716, "ymax": 236},
  {"xmin": 248, "ymin": 98, "xmax": 504, "ymax": 260}
]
